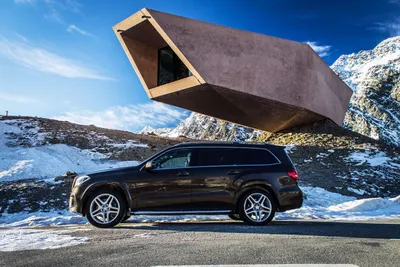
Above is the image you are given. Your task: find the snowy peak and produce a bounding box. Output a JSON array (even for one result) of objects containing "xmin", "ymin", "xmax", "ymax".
[
  {"xmin": 331, "ymin": 36, "xmax": 400, "ymax": 91},
  {"xmin": 331, "ymin": 36, "xmax": 400, "ymax": 147},
  {"xmin": 167, "ymin": 113, "xmax": 262, "ymax": 141},
  {"xmin": 138, "ymin": 126, "xmax": 173, "ymax": 137}
]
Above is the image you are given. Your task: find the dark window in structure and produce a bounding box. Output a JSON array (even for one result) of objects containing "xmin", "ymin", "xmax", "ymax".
[
  {"xmin": 195, "ymin": 148, "xmax": 279, "ymax": 166},
  {"xmin": 158, "ymin": 46, "xmax": 191, "ymax": 86}
]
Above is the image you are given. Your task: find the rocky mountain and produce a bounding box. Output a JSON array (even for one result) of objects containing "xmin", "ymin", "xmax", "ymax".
[
  {"xmin": 138, "ymin": 126, "xmax": 173, "ymax": 137},
  {"xmin": 331, "ymin": 36, "xmax": 400, "ymax": 147},
  {"xmin": 169, "ymin": 113, "xmax": 263, "ymax": 141},
  {"xmin": 157, "ymin": 112, "xmax": 262, "ymax": 141}
]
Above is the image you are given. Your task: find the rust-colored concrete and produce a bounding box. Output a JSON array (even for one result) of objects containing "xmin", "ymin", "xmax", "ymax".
[{"xmin": 113, "ymin": 8, "xmax": 353, "ymax": 132}]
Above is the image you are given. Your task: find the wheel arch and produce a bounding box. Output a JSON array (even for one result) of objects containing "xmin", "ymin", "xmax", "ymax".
[
  {"xmin": 233, "ymin": 181, "xmax": 280, "ymax": 214},
  {"xmin": 81, "ymin": 181, "xmax": 132, "ymax": 215}
]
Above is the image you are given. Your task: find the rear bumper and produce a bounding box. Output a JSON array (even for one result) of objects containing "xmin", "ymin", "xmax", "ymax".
[{"xmin": 276, "ymin": 186, "xmax": 303, "ymax": 212}]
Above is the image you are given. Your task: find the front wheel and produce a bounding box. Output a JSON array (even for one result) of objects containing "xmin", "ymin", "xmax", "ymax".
[
  {"xmin": 85, "ymin": 189, "xmax": 127, "ymax": 228},
  {"xmin": 239, "ymin": 189, "xmax": 276, "ymax": 226}
]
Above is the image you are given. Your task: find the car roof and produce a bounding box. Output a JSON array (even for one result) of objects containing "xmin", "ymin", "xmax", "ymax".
[{"xmin": 171, "ymin": 141, "xmax": 284, "ymax": 149}]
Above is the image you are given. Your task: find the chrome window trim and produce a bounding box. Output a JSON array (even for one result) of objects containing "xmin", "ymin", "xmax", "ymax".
[{"xmin": 140, "ymin": 146, "xmax": 281, "ymax": 171}]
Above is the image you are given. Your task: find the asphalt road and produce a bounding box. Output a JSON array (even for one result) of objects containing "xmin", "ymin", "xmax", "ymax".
[{"xmin": 1, "ymin": 220, "xmax": 399, "ymax": 267}]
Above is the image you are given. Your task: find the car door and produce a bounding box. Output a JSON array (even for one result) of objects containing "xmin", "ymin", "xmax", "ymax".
[
  {"xmin": 189, "ymin": 147, "xmax": 245, "ymax": 211},
  {"xmin": 134, "ymin": 148, "xmax": 194, "ymax": 211}
]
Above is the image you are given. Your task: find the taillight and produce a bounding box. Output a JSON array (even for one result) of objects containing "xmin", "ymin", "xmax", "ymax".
[{"xmin": 287, "ymin": 170, "xmax": 298, "ymax": 180}]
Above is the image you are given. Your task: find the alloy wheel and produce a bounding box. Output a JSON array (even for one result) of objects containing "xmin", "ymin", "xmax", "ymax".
[
  {"xmin": 89, "ymin": 193, "xmax": 121, "ymax": 225},
  {"xmin": 243, "ymin": 192, "xmax": 272, "ymax": 222}
]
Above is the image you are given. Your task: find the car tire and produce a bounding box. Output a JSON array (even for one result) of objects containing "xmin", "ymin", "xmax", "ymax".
[
  {"xmin": 228, "ymin": 213, "xmax": 241, "ymax": 221},
  {"xmin": 239, "ymin": 189, "xmax": 276, "ymax": 226},
  {"xmin": 85, "ymin": 188, "xmax": 127, "ymax": 228}
]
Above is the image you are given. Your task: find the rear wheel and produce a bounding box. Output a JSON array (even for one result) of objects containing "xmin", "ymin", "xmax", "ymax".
[
  {"xmin": 239, "ymin": 189, "xmax": 276, "ymax": 226},
  {"xmin": 85, "ymin": 188, "xmax": 127, "ymax": 228}
]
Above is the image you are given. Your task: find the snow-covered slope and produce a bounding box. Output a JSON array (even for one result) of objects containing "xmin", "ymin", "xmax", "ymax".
[
  {"xmin": 331, "ymin": 36, "xmax": 400, "ymax": 147},
  {"xmin": 0, "ymin": 119, "xmax": 140, "ymax": 181}
]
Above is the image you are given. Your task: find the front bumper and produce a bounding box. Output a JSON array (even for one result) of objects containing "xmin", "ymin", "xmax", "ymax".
[
  {"xmin": 69, "ymin": 194, "xmax": 79, "ymax": 214},
  {"xmin": 69, "ymin": 185, "xmax": 86, "ymax": 214}
]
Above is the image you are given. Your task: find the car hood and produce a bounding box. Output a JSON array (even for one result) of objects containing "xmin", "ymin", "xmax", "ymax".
[{"xmin": 86, "ymin": 164, "xmax": 142, "ymax": 177}]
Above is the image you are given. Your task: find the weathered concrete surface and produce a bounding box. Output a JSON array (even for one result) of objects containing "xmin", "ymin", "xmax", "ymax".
[{"xmin": 114, "ymin": 8, "xmax": 353, "ymax": 132}]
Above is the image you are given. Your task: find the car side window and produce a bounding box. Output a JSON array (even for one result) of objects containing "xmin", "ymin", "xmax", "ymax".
[
  {"xmin": 195, "ymin": 148, "xmax": 279, "ymax": 166},
  {"xmin": 152, "ymin": 149, "xmax": 192, "ymax": 169},
  {"xmin": 228, "ymin": 148, "xmax": 279, "ymax": 165},
  {"xmin": 195, "ymin": 148, "xmax": 229, "ymax": 166}
]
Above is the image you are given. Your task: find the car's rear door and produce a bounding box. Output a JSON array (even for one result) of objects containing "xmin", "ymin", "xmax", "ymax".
[
  {"xmin": 134, "ymin": 148, "xmax": 194, "ymax": 211},
  {"xmin": 189, "ymin": 147, "xmax": 245, "ymax": 211}
]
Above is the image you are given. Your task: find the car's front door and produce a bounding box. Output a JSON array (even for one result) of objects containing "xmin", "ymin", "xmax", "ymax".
[{"xmin": 134, "ymin": 148, "xmax": 194, "ymax": 211}]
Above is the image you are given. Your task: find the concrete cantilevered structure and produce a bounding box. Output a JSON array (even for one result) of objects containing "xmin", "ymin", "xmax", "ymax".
[{"xmin": 113, "ymin": 8, "xmax": 352, "ymax": 132}]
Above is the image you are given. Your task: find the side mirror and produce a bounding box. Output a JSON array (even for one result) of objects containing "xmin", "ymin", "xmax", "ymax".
[{"xmin": 144, "ymin": 161, "xmax": 155, "ymax": 171}]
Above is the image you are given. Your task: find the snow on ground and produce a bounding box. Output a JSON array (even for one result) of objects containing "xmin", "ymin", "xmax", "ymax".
[
  {"xmin": 277, "ymin": 187, "xmax": 400, "ymax": 220},
  {"xmin": 0, "ymin": 210, "xmax": 87, "ymax": 228},
  {"xmin": 345, "ymin": 151, "xmax": 392, "ymax": 167},
  {"xmin": 0, "ymin": 120, "xmax": 140, "ymax": 181},
  {"xmin": 0, "ymin": 229, "xmax": 88, "ymax": 251},
  {"xmin": 2, "ymin": 187, "xmax": 397, "ymax": 228},
  {"xmin": 110, "ymin": 140, "xmax": 148, "ymax": 148}
]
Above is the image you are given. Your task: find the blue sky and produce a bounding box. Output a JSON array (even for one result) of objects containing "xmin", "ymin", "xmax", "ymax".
[{"xmin": 0, "ymin": 0, "xmax": 399, "ymax": 132}]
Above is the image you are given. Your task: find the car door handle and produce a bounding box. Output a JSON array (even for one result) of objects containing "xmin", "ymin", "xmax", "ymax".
[
  {"xmin": 177, "ymin": 172, "xmax": 190, "ymax": 177},
  {"xmin": 227, "ymin": 170, "xmax": 239, "ymax": 175}
]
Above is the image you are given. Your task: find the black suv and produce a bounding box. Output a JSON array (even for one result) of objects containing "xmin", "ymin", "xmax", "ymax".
[{"xmin": 69, "ymin": 142, "xmax": 302, "ymax": 228}]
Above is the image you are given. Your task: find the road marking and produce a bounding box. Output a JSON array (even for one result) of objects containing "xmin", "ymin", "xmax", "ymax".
[{"xmin": 154, "ymin": 265, "xmax": 359, "ymax": 267}]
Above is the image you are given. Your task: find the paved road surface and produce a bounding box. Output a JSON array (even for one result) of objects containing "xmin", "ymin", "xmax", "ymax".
[{"xmin": 1, "ymin": 220, "xmax": 399, "ymax": 267}]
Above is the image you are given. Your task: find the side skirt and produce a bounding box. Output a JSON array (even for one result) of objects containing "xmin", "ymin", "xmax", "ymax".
[{"xmin": 131, "ymin": 210, "xmax": 232, "ymax": 216}]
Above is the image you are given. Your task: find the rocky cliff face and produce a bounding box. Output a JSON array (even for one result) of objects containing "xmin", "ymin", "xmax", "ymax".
[{"xmin": 331, "ymin": 36, "xmax": 400, "ymax": 147}]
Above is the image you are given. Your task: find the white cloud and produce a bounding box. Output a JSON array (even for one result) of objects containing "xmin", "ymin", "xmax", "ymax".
[
  {"xmin": 44, "ymin": 8, "xmax": 63, "ymax": 23},
  {"xmin": 54, "ymin": 102, "xmax": 189, "ymax": 131},
  {"xmin": 14, "ymin": 0, "xmax": 82, "ymax": 24},
  {"xmin": 67, "ymin": 25, "xmax": 94, "ymax": 38},
  {"xmin": 14, "ymin": 33, "xmax": 29, "ymax": 43},
  {"xmin": 0, "ymin": 36, "xmax": 114, "ymax": 80},
  {"xmin": 373, "ymin": 19, "xmax": 400, "ymax": 37},
  {"xmin": 0, "ymin": 93, "xmax": 40, "ymax": 104},
  {"xmin": 304, "ymin": 41, "xmax": 332, "ymax": 57}
]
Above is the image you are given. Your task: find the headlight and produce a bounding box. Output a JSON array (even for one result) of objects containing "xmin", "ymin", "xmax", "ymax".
[{"xmin": 74, "ymin": 175, "xmax": 90, "ymax": 187}]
